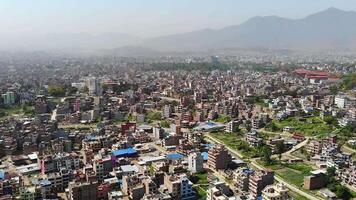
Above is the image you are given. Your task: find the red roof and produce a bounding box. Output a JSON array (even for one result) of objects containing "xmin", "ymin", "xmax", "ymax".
[{"xmin": 295, "ymin": 69, "xmax": 329, "ymax": 77}]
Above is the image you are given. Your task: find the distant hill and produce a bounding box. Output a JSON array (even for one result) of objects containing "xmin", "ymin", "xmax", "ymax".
[
  {"xmin": 141, "ymin": 8, "xmax": 356, "ymax": 51},
  {"xmin": 0, "ymin": 32, "xmax": 141, "ymax": 51},
  {"xmin": 2, "ymin": 8, "xmax": 356, "ymax": 52}
]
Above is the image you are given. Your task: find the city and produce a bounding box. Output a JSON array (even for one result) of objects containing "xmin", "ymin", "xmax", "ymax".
[{"xmin": 0, "ymin": 1, "xmax": 356, "ymax": 200}]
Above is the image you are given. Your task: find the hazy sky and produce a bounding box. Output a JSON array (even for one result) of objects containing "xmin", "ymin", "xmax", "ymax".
[{"xmin": 1, "ymin": 0, "xmax": 356, "ymax": 38}]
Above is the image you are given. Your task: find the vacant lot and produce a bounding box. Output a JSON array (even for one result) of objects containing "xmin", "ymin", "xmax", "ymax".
[{"xmin": 273, "ymin": 116, "xmax": 335, "ymax": 136}]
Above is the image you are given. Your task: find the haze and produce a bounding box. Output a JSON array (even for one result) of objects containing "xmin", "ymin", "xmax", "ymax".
[{"xmin": 1, "ymin": 0, "xmax": 356, "ymax": 51}]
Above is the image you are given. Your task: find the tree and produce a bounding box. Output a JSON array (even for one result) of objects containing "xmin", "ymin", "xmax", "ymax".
[
  {"xmin": 66, "ymin": 86, "xmax": 78, "ymax": 95},
  {"xmin": 266, "ymin": 122, "xmax": 280, "ymax": 132},
  {"xmin": 48, "ymin": 85, "xmax": 65, "ymax": 97},
  {"xmin": 329, "ymin": 85, "xmax": 339, "ymax": 95},
  {"xmin": 335, "ymin": 185, "xmax": 351, "ymax": 200},
  {"xmin": 261, "ymin": 146, "xmax": 272, "ymax": 164},
  {"xmin": 0, "ymin": 143, "xmax": 5, "ymax": 158},
  {"xmin": 326, "ymin": 166, "xmax": 336, "ymax": 177},
  {"xmin": 275, "ymin": 141, "xmax": 286, "ymax": 160}
]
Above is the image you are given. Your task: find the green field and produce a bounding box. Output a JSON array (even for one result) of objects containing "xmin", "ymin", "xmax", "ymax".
[
  {"xmin": 190, "ymin": 172, "xmax": 209, "ymax": 185},
  {"xmin": 278, "ymin": 168, "xmax": 306, "ymax": 187},
  {"xmin": 259, "ymin": 160, "xmax": 313, "ymax": 187},
  {"xmin": 0, "ymin": 105, "xmax": 35, "ymax": 120},
  {"xmin": 273, "ymin": 116, "xmax": 335, "ymax": 136},
  {"xmin": 194, "ymin": 185, "xmax": 208, "ymax": 200},
  {"xmin": 213, "ymin": 114, "xmax": 231, "ymax": 124},
  {"xmin": 289, "ymin": 191, "xmax": 310, "ymax": 200},
  {"xmin": 209, "ymin": 132, "xmax": 260, "ymax": 158}
]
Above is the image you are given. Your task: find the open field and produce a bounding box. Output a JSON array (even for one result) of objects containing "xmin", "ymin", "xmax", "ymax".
[
  {"xmin": 272, "ymin": 116, "xmax": 335, "ymax": 136},
  {"xmin": 209, "ymin": 132, "xmax": 260, "ymax": 158}
]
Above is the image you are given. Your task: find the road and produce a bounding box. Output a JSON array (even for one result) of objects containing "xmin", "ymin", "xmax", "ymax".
[
  {"xmin": 205, "ymin": 134, "xmax": 323, "ymax": 200},
  {"xmin": 159, "ymin": 96, "xmax": 180, "ymax": 102},
  {"xmin": 341, "ymin": 144, "xmax": 356, "ymax": 154},
  {"xmin": 283, "ymin": 138, "xmax": 309, "ymax": 157}
]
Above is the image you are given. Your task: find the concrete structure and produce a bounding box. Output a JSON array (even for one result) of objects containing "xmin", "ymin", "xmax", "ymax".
[
  {"xmin": 249, "ymin": 170, "xmax": 274, "ymax": 199},
  {"xmin": 206, "ymin": 181, "xmax": 233, "ymax": 200},
  {"xmin": 2, "ymin": 91, "xmax": 15, "ymax": 106},
  {"xmin": 163, "ymin": 105, "xmax": 172, "ymax": 118},
  {"xmin": 225, "ymin": 120, "xmax": 239, "ymax": 133},
  {"xmin": 68, "ymin": 181, "xmax": 98, "ymax": 200},
  {"xmin": 164, "ymin": 173, "xmax": 195, "ymax": 200},
  {"xmin": 262, "ymin": 183, "xmax": 289, "ymax": 200},
  {"xmin": 303, "ymin": 173, "xmax": 326, "ymax": 190},
  {"xmin": 122, "ymin": 175, "xmax": 145, "ymax": 200},
  {"xmin": 188, "ymin": 152, "xmax": 204, "ymax": 173},
  {"xmin": 86, "ymin": 77, "xmax": 101, "ymax": 96},
  {"xmin": 207, "ymin": 145, "xmax": 231, "ymax": 170}
]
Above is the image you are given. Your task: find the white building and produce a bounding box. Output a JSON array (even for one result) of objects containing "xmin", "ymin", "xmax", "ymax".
[
  {"xmin": 335, "ymin": 95, "xmax": 346, "ymax": 109},
  {"xmin": 225, "ymin": 121, "xmax": 239, "ymax": 133},
  {"xmin": 86, "ymin": 77, "xmax": 101, "ymax": 96},
  {"xmin": 262, "ymin": 183, "xmax": 289, "ymax": 200},
  {"xmin": 188, "ymin": 152, "xmax": 204, "ymax": 173},
  {"xmin": 163, "ymin": 105, "xmax": 171, "ymax": 118}
]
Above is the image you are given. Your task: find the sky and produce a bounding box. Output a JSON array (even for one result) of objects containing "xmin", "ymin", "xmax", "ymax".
[{"xmin": 1, "ymin": 0, "xmax": 356, "ymax": 38}]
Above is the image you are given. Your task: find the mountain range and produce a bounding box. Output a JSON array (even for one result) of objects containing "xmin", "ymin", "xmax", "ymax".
[
  {"xmin": 141, "ymin": 7, "xmax": 356, "ymax": 51},
  {"xmin": 2, "ymin": 7, "xmax": 356, "ymax": 52}
]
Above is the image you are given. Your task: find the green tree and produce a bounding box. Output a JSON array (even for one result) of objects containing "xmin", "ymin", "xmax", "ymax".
[
  {"xmin": 66, "ymin": 86, "xmax": 78, "ymax": 95},
  {"xmin": 275, "ymin": 141, "xmax": 285, "ymax": 160},
  {"xmin": 0, "ymin": 143, "xmax": 6, "ymax": 158},
  {"xmin": 335, "ymin": 185, "xmax": 351, "ymax": 200},
  {"xmin": 341, "ymin": 73, "xmax": 356, "ymax": 90},
  {"xmin": 261, "ymin": 146, "xmax": 272, "ymax": 164},
  {"xmin": 48, "ymin": 85, "xmax": 65, "ymax": 97},
  {"xmin": 329, "ymin": 85, "xmax": 339, "ymax": 95},
  {"xmin": 326, "ymin": 166, "xmax": 336, "ymax": 177}
]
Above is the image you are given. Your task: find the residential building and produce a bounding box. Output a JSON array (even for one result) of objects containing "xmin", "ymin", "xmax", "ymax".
[
  {"xmin": 68, "ymin": 181, "xmax": 98, "ymax": 200},
  {"xmin": 249, "ymin": 170, "xmax": 274, "ymax": 199},
  {"xmin": 207, "ymin": 145, "xmax": 231, "ymax": 170},
  {"xmin": 188, "ymin": 152, "xmax": 204, "ymax": 173},
  {"xmin": 262, "ymin": 183, "xmax": 289, "ymax": 200},
  {"xmin": 164, "ymin": 173, "xmax": 195, "ymax": 200},
  {"xmin": 2, "ymin": 91, "xmax": 15, "ymax": 106},
  {"xmin": 206, "ymin": 181, "xmax": 234, "ymax": 200}
]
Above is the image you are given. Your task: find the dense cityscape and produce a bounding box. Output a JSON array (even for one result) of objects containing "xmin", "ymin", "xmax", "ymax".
[
  {"xmin": 1, "ymin": 1, "xmax": 356, "ymax": 200},
  {"xmin": 0, "ymin": 52, "xmax": 355, "ymax": 200}
]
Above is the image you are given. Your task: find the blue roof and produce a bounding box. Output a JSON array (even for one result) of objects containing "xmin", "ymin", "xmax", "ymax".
[
  {"xmin": 166, "ymin": 153, "xmax": 184, "ymax": 160},
  {"xmin": 201, "ymin": 152, "xmax": 208, "ymax": 161},
  {"xmin": 206, "ymin": 122, "xmax": 216, "ymax": 126},
  {"xmin": 201, "ymin": 152, "xmax": 208, "ymax": 160},
  {"xmin": 0, "ymin": 171, "xmax": 4, "ymax": 180},
  {"xmin": 39, "ymin": 180, "xmax": 51, "ymax": 186},
  {"xmin": 112, "ymin": 148, "xmax": 137, "ymax": 157},
  {"xmin": 85, "ymin": 135, "xmax": 98, "ymax": 141},
  {"xmin": 242, "ymin": 168, "xmax": 254, "ymax": 175}
]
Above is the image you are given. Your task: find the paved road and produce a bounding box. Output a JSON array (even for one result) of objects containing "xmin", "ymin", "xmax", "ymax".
[
  {"xmin": 342, "ymin": 144, "xmax": 356, "ymax": 154},
  {"xmin": 159, "ymin": 96, "xmax": 180, "ymax": 102},
  {"xmin": 205, "ymin": 134, "xmax": 323, "ymax": 200},
  {"xmin": 283, "ymin": 138, "xmax": 309, "ymax": 157}
]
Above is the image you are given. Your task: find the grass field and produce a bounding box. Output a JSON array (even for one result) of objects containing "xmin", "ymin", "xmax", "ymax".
[
  {"xmin": 273, "ymin": 116, "xmax": 335, "ymax": 136},
  {"xmin": 278, "ymin": 168, "xmax": 306, "ymax": 187},
  {"xmin": 259, "ymin": 160, "xmax": 313, "ymax": 187},
  {"xmin": 194, "ymin": 185, "xmax": 208, "ymax": 200},
  {"xmin": 190, "ymin": 172, "xmax": 209, "ymax": 185},
  {"xmin": 289, "ymin": 191, "xmax": 310, "ymax": 200},
  {"xmin": 0, "ymin": 105, "xmax": 35, "ymax": 120},
  {"xmin": 209, "ymin": 132, "xmax": 260, "ymax": 158},
  {"xmin": 213, "ymin": 114, "xmax": 231, "ymax": 124}
]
